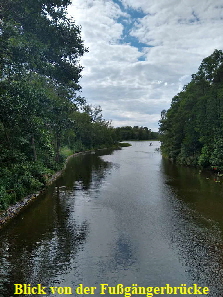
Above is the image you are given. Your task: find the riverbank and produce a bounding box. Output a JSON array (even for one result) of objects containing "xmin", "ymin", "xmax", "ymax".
[
  {"xmin": 1, "ymin": 140, "xmax": 222, "ymax": 297},
  {"xmin": 0, "ymin": 150, "xmax": 104, "ymax": 229},
  {"xmin": 0, "ymin": 151, "xmax": 81, "ymax": 230},
  {"xmin": 0, "ymin": 144, "xmax": 129, "ymax": 230}
]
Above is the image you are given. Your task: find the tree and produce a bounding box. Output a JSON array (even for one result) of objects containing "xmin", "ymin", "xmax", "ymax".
[
  {"xmin": 1, "ymin": 0, "xmax": 86, "ymax": 86},
  {"xmin": 0, "ymin": 0, "xmax": 87, "ymax": 209},
  {"xmin": 159, "ymin": 49, "xmax": 223, "ymax": 169}
]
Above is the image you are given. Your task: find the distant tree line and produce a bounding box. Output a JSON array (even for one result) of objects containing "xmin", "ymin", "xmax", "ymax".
[
  {"xmin": 0, "ymin": 0, "xmax": 116, "ymax": 209},
  {"xmin": 115, "ymin": 126, "xmax": 159, "ymax": 141},
  {"xmin": 159, "ymin": 50, "xmax": 223, "ymax": 171}
]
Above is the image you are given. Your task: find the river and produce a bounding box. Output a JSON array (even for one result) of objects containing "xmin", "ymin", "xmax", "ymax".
[{"xmin": 1, "ymin": 141, "xmax": 223, "ymax": 296}]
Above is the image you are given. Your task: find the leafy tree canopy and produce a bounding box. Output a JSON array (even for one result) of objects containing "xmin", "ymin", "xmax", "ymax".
[
  {"xmin": 0, "ymin": 0, "xmax": 116, "ymax": 210},
  {"xmin": 159, "ymin": 49, "xmax": 223, "ymax": 170}
]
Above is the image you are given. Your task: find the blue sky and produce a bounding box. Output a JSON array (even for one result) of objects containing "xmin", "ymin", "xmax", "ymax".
[
  {"xmin": 114, "ymin": 0, "xmax": 150, "ymax": 53},
  {"xmin": 68, "ymin": 0, "xmax": 223, "ymax": 131}
]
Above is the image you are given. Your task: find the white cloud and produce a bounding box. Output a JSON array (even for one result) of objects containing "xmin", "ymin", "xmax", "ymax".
[{"xmin": 68, "ymin": 0, "xmax": 223, "ymax": 131}]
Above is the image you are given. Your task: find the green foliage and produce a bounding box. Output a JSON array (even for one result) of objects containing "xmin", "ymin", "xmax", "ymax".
[
  {"xmin": 210, "ymin": 137, "xmax": 223, "ymax": 170},
  {"xmin": 1, "ymin": 0, "xmax": 85, "ymax": 87},
  {"xmin": 0, "ymin": 161, "xmax": 53, "ymax": 210},
  {"xmin": 198, "ymin": 145, "xmax": 211, "ymax": 167},
  {"xmin": 159, "ymin": 49, "xmax": 223, "ymax": 170},
  {"xmin": 0, "ymin": 0, "xmax": 118, "ymax": 210},
  {"xmin": 115, "ymin": 126, "xmax": 159, "ymax": 141},
  {"xmin": 60, "ymin": 146, "xmax": 74, "ymax": 158},
  {"xmin": 119, "ymin": 143, "xmax": 132, "ymax": 147}
]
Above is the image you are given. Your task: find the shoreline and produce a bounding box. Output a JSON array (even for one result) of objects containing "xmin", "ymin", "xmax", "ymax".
[
  {"xmin": 0, "ymin": 151, "xmax": 87, "ymax": 230},
  {"xmin": 0, "ymin": 141, "xmax": 133, "ymax": 230},
  {"xmin": 0, "ymin": 145, "xmax": 126, "ymax": 230}
]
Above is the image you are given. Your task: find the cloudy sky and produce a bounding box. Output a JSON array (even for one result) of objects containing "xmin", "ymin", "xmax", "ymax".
[{"xmin": 68, "ymin": 0, "xmax": 223, "ymax": 131}]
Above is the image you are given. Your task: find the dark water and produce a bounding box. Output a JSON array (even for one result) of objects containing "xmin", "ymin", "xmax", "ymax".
[{"xmin": 1, "ymin": 141, "xmax": 223, "ymax": 296}]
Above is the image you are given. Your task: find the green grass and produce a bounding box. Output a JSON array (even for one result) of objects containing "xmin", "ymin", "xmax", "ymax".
[
  {"xmin": 60, "ymin": 146, "xmax": 74, "ymax": 158},
  {"xmin": 119, "ymin": 142, "xmax": 132, "ymax": 147}
]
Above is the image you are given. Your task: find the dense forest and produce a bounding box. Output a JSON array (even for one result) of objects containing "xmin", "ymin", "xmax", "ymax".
[
  {"xmin": 0, "ymin": 0, "xmax": 117, "ymax": 210},
  {"xmin": 159, "ymin": 49, "xmax": 223, "ymax": 171},
  {"xmin": 115, "ymin": 126, "xmax": 159, "ymax": 141}
]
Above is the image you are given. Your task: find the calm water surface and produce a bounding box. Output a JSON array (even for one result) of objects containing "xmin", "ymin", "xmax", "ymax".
[{"xmin": 1, "ymin": 141, "xmax": 223, "ymax": 296}]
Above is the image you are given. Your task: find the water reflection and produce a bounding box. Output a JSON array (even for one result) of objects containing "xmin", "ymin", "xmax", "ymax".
[
  {"xmin": 1, "ymin": 144, "xmax": 223, "ymax": 297},
  {"xmin": 58, "ymin": 152, "xmax": 114, "ymax": 191},
  {"xmin": 0, "ymin": 189, "xmax": 89, "ymax": 296},
  {"xmin": 114, "ymin": 236, "xmax": 135, "ymax": 268},
  {"xmin": 162, "ymin": 158, "xmax": 223, "ymax": 224},
  {"xmin": 0, "ymin": 150, "xmax": 115, "ymax": 296},
  {"xmin": 160, "ymin": 158, "xmax": 223, "ymax": 296}
]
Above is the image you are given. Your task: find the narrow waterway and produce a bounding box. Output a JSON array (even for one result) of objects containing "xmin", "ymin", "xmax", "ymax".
[{"xmin": 1, "ymin": 141, "xmax": 223, "ymax": 296}]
